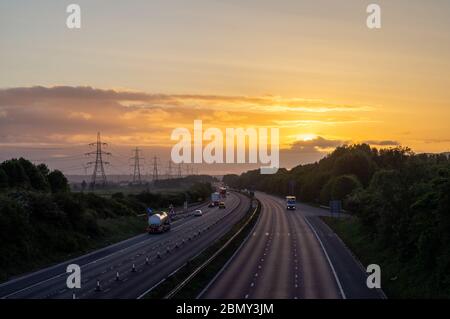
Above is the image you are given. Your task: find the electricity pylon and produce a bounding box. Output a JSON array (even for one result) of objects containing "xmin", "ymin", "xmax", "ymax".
[
  {"xmin": 86, "ymin": 132, "xmax": 110, "ymax": 187},
  {"xmin": 177, "ymin": 163, "xmax": 182, "ymax": 178},
  {"xmin": 152, "ymin": 156, "xmax": 159, "ymax": 181},
  {"xmin": 166, "ymin": 160, "xmax": 173, "ymax": 179},
  {"xmin": 131, "ymin": 147, "xmax": 143, "ymax": 184}
]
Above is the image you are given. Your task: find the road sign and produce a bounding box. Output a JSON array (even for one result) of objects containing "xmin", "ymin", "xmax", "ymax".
[{"xmin": 330, "ymin": 200, "xmax": 342, "ymax": 215}]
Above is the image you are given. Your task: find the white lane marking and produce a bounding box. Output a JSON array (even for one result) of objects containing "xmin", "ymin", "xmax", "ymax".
[
  {"xmin": 136, "ymin": 278, "xmax": 166, "ymax": 299},
  {"xmin": 304, "ymin": 217, "xmax": 346, "ymax": 299}
]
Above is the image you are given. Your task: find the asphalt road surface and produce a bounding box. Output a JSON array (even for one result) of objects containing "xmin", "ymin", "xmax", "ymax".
[
  {"xmin": 200, "ymin": 192, "xmax": 385, "ymax": 299},
  {"xmin": 0, "ymin": 192, "xmax": 250, "ymax": 299}
]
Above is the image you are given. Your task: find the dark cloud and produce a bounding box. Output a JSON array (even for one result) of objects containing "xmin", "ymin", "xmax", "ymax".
[
  {"xmin": 0, "ymin": 86, "xmax": 262, "ymax": 106},
  {"xmin": 290, "ymin": 136, "xmax": 346, "ymax": 150},
  {"xmin": 274, "ymin": 136, "xmax": 348, "ymax": 169},
  {"xmin": 0, "ymin": 86, "xmax": 153, "ymax": 104},
  {"xmin": 363, "ymin": 140, "xmax": 400, "ymax": 146}
]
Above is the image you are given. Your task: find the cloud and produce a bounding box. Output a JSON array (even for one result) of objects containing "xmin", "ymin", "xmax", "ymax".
[
  {"xmin": 274, "ymin": 119, "xmax": 379, "ymax": 127},
  {"xmin": 272, "ymin": 136, "xmax": 347, "ymax": 169},
  {"xmin": 0, "ymin": 85, "xmax": 378, "ymax": 174},
  {"xmin": 362, "ymin": 140, "xmax": 400, "ymax": 146},
  {"xmin": 0, "ymin": 85, "xmax": 376, "ymax": 146},
  {"xmin": 290, "ymin": 136, "xmax": 347, "ymax": 150},
  {"xmin": 0, "ymin": 86, "xmax": 374, "ymax": 113}
]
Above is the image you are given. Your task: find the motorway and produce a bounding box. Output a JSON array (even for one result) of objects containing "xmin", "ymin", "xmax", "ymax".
[
  {"xmin": 200, "ymin": 192, "xmax": 385, "ymax": 299},
  {"xmin": 0, "ymin": 192, "xmax": 250, "ymax": 299}
]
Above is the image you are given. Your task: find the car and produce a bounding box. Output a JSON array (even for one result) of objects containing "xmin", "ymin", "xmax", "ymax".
[
  {"xmin": 218, "ymin": 201, "xmax": 225, "ymax": 209},
  {"xmin": 208, "ymin": 202, "xmax": 215, "ymax": 208},
  {"xmin": 194, "ymin": 209, "xmax": 203, "ymax": 216}
]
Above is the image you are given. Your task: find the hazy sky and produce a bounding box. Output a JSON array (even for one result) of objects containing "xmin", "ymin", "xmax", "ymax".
[{"xmin": 1, "ymin": 0, "xmax": 449, "ymax": 175}]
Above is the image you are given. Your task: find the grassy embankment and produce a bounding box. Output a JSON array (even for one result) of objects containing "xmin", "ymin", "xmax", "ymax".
[{"xmin": 322, "ymin": 216, "xmax": 449, "ymax": 299}]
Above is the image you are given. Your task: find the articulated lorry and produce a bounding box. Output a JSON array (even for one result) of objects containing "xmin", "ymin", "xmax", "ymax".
[
  {"xmin": 147, "ymin": 211, "xmax": 171, "ymax": 233},
  {"xmin": 211, "ymin": 192, "xmax": 221, "ymax": 206}
]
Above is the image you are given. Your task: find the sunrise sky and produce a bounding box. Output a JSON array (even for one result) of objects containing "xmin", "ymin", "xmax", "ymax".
[{"xmin": 1, "ymin": 0, "xmax": 449, "ymax": 175}]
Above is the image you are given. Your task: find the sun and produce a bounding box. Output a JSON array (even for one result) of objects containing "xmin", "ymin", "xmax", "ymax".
[{"xmin": 297, "ymin": 134, "xmax": 317, "ymax": 141}]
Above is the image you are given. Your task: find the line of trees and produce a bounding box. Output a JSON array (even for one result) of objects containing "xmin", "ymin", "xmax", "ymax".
[
  {"xmin": 223, "ymin": 144, "xmax": 450, "ymax": 296},
  {"xmin": 0, "ymin": 158, "xmax": 213, "ymax": 282}
]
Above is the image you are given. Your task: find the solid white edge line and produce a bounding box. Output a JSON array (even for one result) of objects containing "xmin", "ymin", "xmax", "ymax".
[
  {"xmin": 136, "ymin": 278, "xmax": 166, "ymax": 300},
  {"xmin": 320, "ymin": 221, "xmax": 388, "ymax": 299},
  {"xmin": 304, "ymin": 216, "xmax": 347, "ymax": 299}
]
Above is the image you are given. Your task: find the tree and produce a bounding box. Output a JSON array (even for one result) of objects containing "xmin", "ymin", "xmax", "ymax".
[
  {"xmin": 333, "ymin": 151, "xmax": 375, "ymax": 186},
  {"xmin": 0, "ymin": 159, "xmax": 30, "ymax": 188},
  {"xmin": 18, "ymin": 158, "xmax": 49, "ymax": 191},
  {"xmin": 81, "ymin": 180, "xmax": 87, "ymax": 192},
  {"xmin": 47, "ymin": 170, "xmax": 70, "ymax": 193},
  {"xmin": 0, "ymin": 168, "xmax": 8, "ymax": 189},
  {"xmin": 37, "ymin": 163, "xmax": 50, "ymax": 177},
  {"xmin": 331, "ymin": 175, "xmax": 362, "ymax": 201}
]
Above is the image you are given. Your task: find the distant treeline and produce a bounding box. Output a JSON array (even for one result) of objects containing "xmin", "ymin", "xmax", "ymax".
[
  {"xmin": 154, "ymin": 175, "xmax": 217, "ymax": 189},
  {"xmin": 0, "ymin": 158, "xmax": 213, "ymax": 282},
  {"xmin": 223, "ymin": 144, "xmax": 450, "ymax": 297}
]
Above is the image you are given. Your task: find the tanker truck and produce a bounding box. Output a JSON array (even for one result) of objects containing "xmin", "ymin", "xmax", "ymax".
[{"xmin": 147, "ymin": 211, "xmax": 171, "ymax": 234}]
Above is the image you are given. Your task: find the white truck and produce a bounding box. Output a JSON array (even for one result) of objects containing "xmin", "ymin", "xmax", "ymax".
[{"xmin": 286, "ymin": 196, "xmax": 296, "ymax": 210}]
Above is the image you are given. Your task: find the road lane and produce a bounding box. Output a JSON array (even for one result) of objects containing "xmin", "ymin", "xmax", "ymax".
[
  {"xmin": 201, "ymin": 192, "xmax": 379, "ymax": 299},
  {"xmin": 305, "ymin": 216, "xmax": 384, "ymax": 299},
  {"xmin": 251, "ymin": 198, "xmax": 295, "ymax": 298},
  {"xmin": 0, "ymin": 192, "xmax": 250, "ymax": 299},
  {"xmin": 202, "ymin": 192, "xmax": 309, "ymax": 298}
]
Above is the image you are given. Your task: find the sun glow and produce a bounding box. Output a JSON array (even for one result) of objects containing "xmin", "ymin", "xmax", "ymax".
[{"xmin": 297, "ymin": 134, "xmax": 317, "ymax": 141}]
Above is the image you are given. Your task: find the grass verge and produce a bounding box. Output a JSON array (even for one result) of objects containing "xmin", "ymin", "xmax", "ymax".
[
  {"xmin": 321, "ymin": 216, "xmax": 448, "ymax": 298},
  {"xmin": 0, "ymin": 216, "xmax": 147, "ymax": 283}
]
